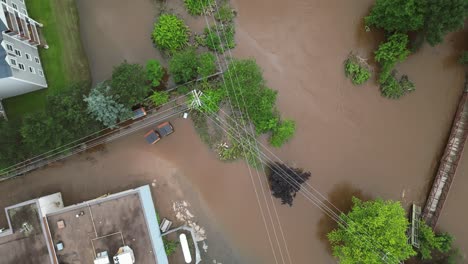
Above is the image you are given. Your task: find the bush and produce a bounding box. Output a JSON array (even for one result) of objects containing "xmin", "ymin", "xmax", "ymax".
[
  {"xmin": 152, "ymin": 14, "xmax": 189, "ymax": 52},
  {"xmin": 146, "ymin": 59, "xmax": 165, "ymax": 87},
  {"xmin": 270, "ymin": 119, "xmax": 296, "ymax": 147},
  {"xmin": 418, "ymin": 220, "xmax": 453, "ymax": 260},
  {"xmin": 169, "ymin": 49, "xmax": 199, "ymax": 84},
  {"xmin": 380, "ymin": 74, "xmax": 415, "ymax": 99},
  {"xmin": 459, "ymin": 51, "xmax": 468, "ymax": 65},
  {"xmin": 204, "ymin": 24, "xmax": 235, "ymax": 53},
  {"xmin": 110, "ymin": 61, "xmax": 150, "ymax": 108},
  {"xmin": 215, "ymin": 3, "xmax": 235, "ymax": 22},
  {"xmin": 375, "ymin": 33, "xmax": 411, "ymax": 84},
  {"xmin": 344, "ymin": 57, "xmax": 371, "ymax": 85},
  {"xmin": 198, "ymin": 53, "xmax": 217, "ymax": 79},
  {"xmin": 163, "ymin": 238, "xmax": 179, "ymax": 256},
  {"xmin": 183, "ymin": 0, "xmax": 214, "ymax": 15},
  {"xmin": 150, "ymin": 91, "xmax": 169, "ymax": 107}
]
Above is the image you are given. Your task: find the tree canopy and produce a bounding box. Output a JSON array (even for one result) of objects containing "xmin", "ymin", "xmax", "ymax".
[
  {"xmin": 110, "ymin": 61, "xmax": 150, "ymax": 108},
  {"xmin": 267, "ymin": 162, "xmax": 311, "ymax": 206},
  {"xmin": 152, "ymin": 14, "xmax": 189, "ymax": 52},
  {"xmin": 365, "ymin": 0, "xmax": 425, "ymax": 32},
  {"xmin": 169, "ymin": 49, "xmax": 199, "ymax": 84},
  {"xmin": 423, "ymin": 0, "xmax": 468, "ymax": 46},
  {"xmin": 84, "ymin": 82, "xmax": 132, "ymax": 128},
  {"xmin": 374, "ymin": 33, "xmax": 411, "ymax": 83},
  {"xmin": 146, "ymin": 59, "xmax": 165, "ymax": 87},
  {"xmin": 328, "ymin": 198, "xmax": 416, "ymax": 264}
]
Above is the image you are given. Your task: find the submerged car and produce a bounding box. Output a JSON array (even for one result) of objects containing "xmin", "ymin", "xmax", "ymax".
[{"xmin": 144, "ymin": 121, "xmax": 174, "ymax": 144}]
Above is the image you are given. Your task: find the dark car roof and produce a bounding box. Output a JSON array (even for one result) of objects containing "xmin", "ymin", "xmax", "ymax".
[
  {"xmin": 157, "ymin": 122, "xmax": 173, "ymax": 137},
  {"xmin": 144, "ymin": 130, "xmax": 160, "ymax": 144}
]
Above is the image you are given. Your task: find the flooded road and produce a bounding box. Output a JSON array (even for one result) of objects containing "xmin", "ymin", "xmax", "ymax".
[{"xmin": 1, "ymin": 0, "xmax": 465, "ymax": 263}]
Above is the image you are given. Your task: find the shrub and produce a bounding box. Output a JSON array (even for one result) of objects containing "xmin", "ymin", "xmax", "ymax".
[
  {"xmin": 418, "ymin": 221, "xmax": 453, "ymax": 260},
  {"xmin": 150, "ymin": 91, "xmax": 169, "ymax": 107},
  {"xmin": 198, "ymin": 53, "xmax": 217, "ymax": 79},
  {"xmin": 375, "ymin": 33, "xmax": 411, "ymax": 84},
  {"xmin": 204, "ymin": 24, "xmax": 235, "ymax": 53},
  {"xmin": 163, "ymin": 238, "xmax": 179, "ymax": 256},
  {"xmin": 380, "ymin": 74, "xmax": 415, "ymax": 99},
  {"xmin": 270, "ymin": 119, "xmax": 296, "ymax": 147},
  {"xmin": 183, "ymin": 0, "xmax": 214, "ymax": 15},
  {"xmin": 215, "ymin": 3, "xmax": 235, "ymax": 22},
  {"xmin": 152, "ymin": 14, "xmax": 189, "ymax": 52},
  {"xmin": 459, "ymin": 51, "xmax": 468, "ymax": 65},
  {"xmin": 110, "ymin": 61, "xmax": 150, "ymax": 108},
  {"xmin": 344, "ymin": 57, "xmax": 371, "ymax": 85},
  {"xmin": 169, "ymin": 49, "xmax": 199, "ymax": 83},
  {"xmin": 146, "ymin": 59, "xmax": 165, "ymax": 87}
]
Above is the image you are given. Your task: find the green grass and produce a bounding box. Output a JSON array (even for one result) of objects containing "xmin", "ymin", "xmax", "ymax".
[{"xmin": 3, "ymin": 0, "xmax": 90, "ymax": 120}]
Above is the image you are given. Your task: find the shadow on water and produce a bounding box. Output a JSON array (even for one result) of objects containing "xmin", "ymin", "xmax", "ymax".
[{"xmin": 316, "ymin": 182, "xmax": 372, "ymax": 254}]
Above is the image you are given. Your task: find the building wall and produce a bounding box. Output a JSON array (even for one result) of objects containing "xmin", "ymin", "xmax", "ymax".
[
  {"xmin": 3, "ymin": 33, "xmax": 47, "ymax": 87},
  {"xmin": 0, "ymin": 76, "xmax": 43, "ymax": 98}
]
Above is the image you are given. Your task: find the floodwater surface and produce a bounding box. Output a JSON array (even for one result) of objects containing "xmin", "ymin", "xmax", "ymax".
[{"xmin": 2, "ymin": 0, "xmax": 465, "ymax": 263}]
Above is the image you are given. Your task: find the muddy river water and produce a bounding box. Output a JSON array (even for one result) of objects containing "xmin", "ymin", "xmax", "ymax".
[{"xmin": 1, "ymin": 0, "xmax": 465, "ymax": 263}]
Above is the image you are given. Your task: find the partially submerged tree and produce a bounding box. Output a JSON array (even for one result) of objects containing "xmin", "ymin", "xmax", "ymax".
[
  {"xmin": 110, "ymin": 61, "xmax": 150, "ymax": 108},
  {"xmin": 84, "ymin": 82, "xmax": 132, "ymax": 128},
  {"xmin": 146, "ymin": 59, "xmax": 165, "ymax": 87},
  {"xmin": 423, "ymin": 0, "xmax": 468, "ymax": 46},
  {"xmin": 152, "ymin": 14, "xmax": 189, "ymax": 53},
  {"xmin": 267, "ymin": 162, "xmax": 311, "ymax": 206},
  {"xmin": 169, "ymin": 49, "xmax": 199, "ymax": 83},
  {"xmin": 365, "ymin": 0, "xmax": 425, "ymax": 32},
  {"xmin": 374, "ymin": 33, "xmax": 411, "ymax": 84},
  {"xmin": 418, "ymin": 220, "xmax": 453, "ymax": 260},
  {"xmin": 328, "ymin": 198, "xmax": 416, "ymax": 264}
]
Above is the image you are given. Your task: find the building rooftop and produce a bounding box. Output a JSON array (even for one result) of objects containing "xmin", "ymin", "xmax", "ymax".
[{"xmin": 0, "ymin": 186, "xmax": 168, "ymax": 264}]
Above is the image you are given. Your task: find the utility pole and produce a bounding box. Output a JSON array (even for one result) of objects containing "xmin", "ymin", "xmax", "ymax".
[{"xmin": 190, "ymin": 90, "xmax": 203, "ymax": 110}]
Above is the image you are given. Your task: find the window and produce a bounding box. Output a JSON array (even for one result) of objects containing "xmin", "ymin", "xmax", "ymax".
[
  {"xmin": 38, "ymin": 69, "xmax": 44, "ymax": 77},
  {"xmin": 14, "ymin": 49, "xmax": 21, "ymax": 57},
  {"xmin": 34, "ymin": 56, "xmax": 40, "ymax": 64},
  {"xmin": 5, "ymin": 43, "xmax": 13, "ymax": 52},
  {"xmin": 18, "ymin": 63, "xmax": 25, "ymax": 71},
  {"xmin": 12, "ymin": 3, "xmax": 17, "ymax": 9},
  {"xmin": 21, "ymin": 8, "xmax": 27, "ymax": 15},
  {"xmin": 25, "ymin": 53, "xmax": 31, "ymax": 60},
  {"xmin": 28, "ymin": 66, "xmax": 35, "ymax": 74},
  {"xmin": 9, "ymin": 57, "xmax": 17, "ymax": 66}
]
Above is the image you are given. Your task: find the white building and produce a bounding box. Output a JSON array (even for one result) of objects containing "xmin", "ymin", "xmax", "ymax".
[{"xmin": 0, "ymin": 0, "xmax": 47, "ymax": 100}]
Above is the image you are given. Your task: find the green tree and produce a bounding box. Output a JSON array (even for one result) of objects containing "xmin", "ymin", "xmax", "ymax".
[
  {"xmin": 459, "ymin": 51, "xmax": 468, "ymax": 65},
  {"xmin": 84, "ymin": 82, "xmax": 132, "ymax": 128},
  {"xmin": 223, "ymin": 59, "xmax": 280, "ymax": 134},
  {"xmin": 197, "ymin": 88, "xmax": 225, "ymax": 113},
  {"xmin": 0, "ymin": 120, "xmax": 27, "ymax": 167},
  {"xmin": 270, "ymin": 119, "xmax": 296, "ymax": 147},
  {"xmin": 375, "ymin": 33, "xmax": 411, "ymax": 83},
  {"xmin": 150, "ymin": 91, "xmax": 170, "ymax": 107},
  {"xmin": 418, "ymin": 220, "xmax": 453, "ymax": 260},
  {"xmin": 328, "ymin": 198, "xmax": 416, "ymax": 264},
  {"xmin": 423, "ymin": 0, "xmax": 468, "ymax": 46},
  {"xmin": 204, "ymin": 24, "xmax": 236, "ymax": 53},
  {"xmin": 21, "ymin": 83, "xmax": 100, "ymax": 154},
  {"xmin": 110, "ymin": 61, "xmax": 150, "ymax": 108},
  {"xmin": 152, "ymin": 14, "xmax": 189, "ymax": 52},
  {"xmin": 183, "ymin": 0, "xmax": 214, "ymax": 15},
  {"xmin": 169, "ymin": 49, "xmax": 199, "ymax": 83},
  {"xmin": 198, "ymin": 52, "xmax": 217, "ymax": 79},
  {"xmin": 146, "ymin": 59, "xmax": 165, "ymax": 87},
  {"xmin": 365, "ymin": 0, "xmax": 425, "ymax": 32},
  {"xmin": 215, "ymin": 3, "xmax": 236, "ymax": 23}
]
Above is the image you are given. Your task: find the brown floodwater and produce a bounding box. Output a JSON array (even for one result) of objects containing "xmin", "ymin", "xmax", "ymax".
[{"xmin": 10, "ymin": 0, "xmax": 464, "ymax": 263}]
